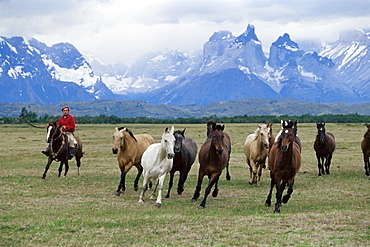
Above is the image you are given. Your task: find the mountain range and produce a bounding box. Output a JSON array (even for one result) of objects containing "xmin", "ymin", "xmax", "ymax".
[{"xmin": 0, "ymin": 24, "xmax": 369, "ymax": 110}]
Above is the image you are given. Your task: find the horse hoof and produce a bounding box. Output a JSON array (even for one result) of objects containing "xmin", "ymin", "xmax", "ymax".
[
  {"xmin": 134, "ymin": 187, "xmax": 139, "ymax": 191},
  {"xmin": 212, "ymin": 189, "xmax": 219, "ymax": 197},
  {"xmin": 155, "ymin": 203, "xmax": 161, "ymax": 208},
  {"xmin": 274, "ymin": 209, "xmax": 281, "ymax": 213},
  {"xmin": 191, "ymin": 198, "xmax": 197, "ymax": 202},
  {"xmin": 226, "ymin": 175, "xmax": 231, "ymax": 181},
  {"xmin": 198, "ymin": 205, "xmax": 205, "ymax": 209},
  {"xmin": 282, "ymin": 195, "xmax": 290, "ymax": 204},
  {"xmin": 265, "ymin": 201, "xmax": 271, "ymax": 207},
  {"xmin": 115, "ymin": 191, "xmax": 121, "ymax": 196}
]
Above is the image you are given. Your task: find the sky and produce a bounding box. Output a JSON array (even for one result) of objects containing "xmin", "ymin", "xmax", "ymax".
[{"xmin": 1, "ymin": 0, "xmax": 369, "ymax": 66}]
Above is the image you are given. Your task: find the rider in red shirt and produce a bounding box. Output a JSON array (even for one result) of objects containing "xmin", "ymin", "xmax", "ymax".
[{"xmin": 42, "ymin": 106, "xmax": 77, "ymax": 159}]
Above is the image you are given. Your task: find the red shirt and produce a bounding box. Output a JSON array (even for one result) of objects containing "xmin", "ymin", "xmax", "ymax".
[{"xmin": 58, "ymin": 114, "xmax": 75, "ymax": 132}]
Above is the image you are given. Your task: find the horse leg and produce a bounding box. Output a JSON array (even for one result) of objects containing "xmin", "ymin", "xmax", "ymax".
[
  {"xmin": 177, "ymin": 169, "xmax": 189, "ymax": 195},
  {"xmin": 133, "ymin": 165, "xmax": 143, "ymax": 191},
  {"xmin": 325, "ymin": 153, "xmax": 333, "ymax": 175},
  {"xmin": 274, "ymin": 179, "xmax": 283, "ymax": 213},
  {"xmin": 198, "ymin": 176, "xmax": 216, "ymax": 209},
  {"xmin": 75, "ymin": 155, "xmax": 81, "ymax": 176},
  {"xmin": 257, "ymin": 163, "xmax": 263, "ymax": 186},
  {"xmin": 58, "ymin": 161, "xmax": 63, "ymax": 177},
  {"xmin": 282, "ymin": 179, "xmax": 294, "ymax": 204},
  {"xmin": 42, "ymin": 158, "xmax": 53, "ymax": 180},
  {"xmin": 212, "ymin": 176, "xmax": 220, "ymax": 197},
  {"xmin": 138, "ymin": 174, "xmax": 149, "ymax": 203},
  {"xmin": 115, "ymin": 170, "xmax": 127, "ymax": 196},
  {"xmin": 316, "ymin": 154, "xmax": 323, "ymax": 176},
  {"xmin": 225, "ymin": 163, "xmax": 231, "ymax": 181},
  {"xmin": 265, "ymin": 177, "xmax": 275, "ymax": 207},
  {"xmin": 249, "ymin": 160, "xmax": 258, "ymax": 185},
  {"xmin": 192, "ymin": 171, "xmax": 204, "ymax": 202},
  {"xmin": 64, "ymin": 160, "xmax": 69, "ymax": 177},
  {"xmin": 365, "ymin": 155, "xmax": 370, "ymax": 176},
  {"xmin": 165, "ymin": 171, "xmax": 175, "ymax": 198},
  {"xmin": 154, "ymin": 173, "xmax": 167, "ymax": 208},
  {"xmin": 151, "ymin": 178, "xmax": 159, "ymax": 199}
]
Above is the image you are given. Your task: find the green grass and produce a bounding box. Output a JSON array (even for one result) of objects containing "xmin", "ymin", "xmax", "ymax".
[{"xmin": 0, "ymin": 123, "xmax": 369, "ymax": 246}]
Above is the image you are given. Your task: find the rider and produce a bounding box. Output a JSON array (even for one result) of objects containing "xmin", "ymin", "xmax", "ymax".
[{"xmin": 42, "ymin": 106, "xmax": 77, "ymax": 159}]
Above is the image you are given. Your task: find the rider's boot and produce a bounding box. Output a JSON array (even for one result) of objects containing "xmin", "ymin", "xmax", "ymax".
[{"xmin": 68, "ymin": 147, "xmax": 75, "ymax": 159}]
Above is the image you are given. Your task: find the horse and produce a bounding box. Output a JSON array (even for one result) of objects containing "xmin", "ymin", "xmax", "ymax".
[
  {"xmin": 265, "ymin": 123, "xmax": 301, "ymax": 213},
  {"xmin": 275, "ymin": 120, "xmax": 302, "ymax": 153},
  {"xmin": 314, "ymin": 123, "xmax": 336, "ymax": 176},
  {"xmin": 267, "ymin": 122, "xmax": 275, "ymax": 150},
  {"xmin": 243, "ymin": 124, "xmax": 270, "ymax": 186},
  {"xmin": 361, "ymin": 124, "xmax": 370, "ymax": 178},
  {"xmin": 42, "ymin": 120, "xmax": 83, "ymax": 179},
  {"xmin": 206, "ymin": 121, "xmax": 231, "ymax": 181},
  {"xmin": 112, "ymin": 127, "xmax": 155, "ymax": 195},
  {"xmin": 139, "ymin": 126, "xmax": 175, "ymax": 207},
  {"xmin": 192, "ymin": 124, "xmax": 230, "ymax": 209},
  {"xmin": 165, "ymin": 128, "xmax": 198, "ymax": 198}
]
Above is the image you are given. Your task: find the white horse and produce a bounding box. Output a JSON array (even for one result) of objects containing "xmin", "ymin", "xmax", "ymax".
[
  {"xmin": 243, "ymin": 124, "xmax": 270, "ymax": 186},
  {"xmin": 139, "ymin": 126, "xmax": 175, "ymax": 207}
]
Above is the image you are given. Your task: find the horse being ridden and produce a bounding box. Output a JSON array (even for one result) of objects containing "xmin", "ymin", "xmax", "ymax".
[
  {"xmin": 314, "ymin": 123, "xmax": 336, "ymax": 176},
  {"xmin": 206, "ymin": 121, "xmax": 231, "ymax": 181},
  {"xmin": 361, "ymin": 124, "xmax": 370, "ymax": 178},
  {"xmin": 165, "ymin": 128, "xmax": 198, "ymax": 198},
  {"xmin": 112, "ymin": 127, "xmax": 155, "ymax": 195},
  {"xmin": 243, "ymin": 124, "xmax": 270, "ymax": 186},
  {"xmin": 192, "ymin": 124, "xmax": 230, "ymax": 209},
  {"xmin": 139, "ymin": 126, "xmax": 175, "ymax": 207},
  {"xmin": 265, "ymin": 123, "xmax": 301, "ymax": 213},
  {"xmin": 42, "ymin": 120, "xmax": 83, "ymax": 179}
]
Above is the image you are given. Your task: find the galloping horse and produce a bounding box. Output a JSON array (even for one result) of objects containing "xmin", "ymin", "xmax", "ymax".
[
  {"xmin": 265, "ymin": 123, "xmax": 301, "ymax": 213},
  {"xmin": 192, "ymin": 124, "xmax": 230, "ymax": 209},
  {"xmin": 112, "ymin": 127, "xmax": 155, "ymax": 195},
  {"xmin": 275, "ymin": 120, "xmax": 302, "ymax": 153},
  {"xmin": 361, "ymin": 124, "xmax": 370, "ymax": 178},
  {"xmin": 314, "ymin": 123, "xmax": 336, "ymax": 176},
  {"xmin": 206, "ymin": 121, "xmax": 231, "ymax": 181},
  {"xmin": 42, "ymin": 120, "xmax": 83, "ymax": 179},
  {"xmin": 243, "ymin": 124, "xmax": 270, "ymax": 186},
  {"xmin": 139, "ymin": 126, "xmax": 175, "ymax": 207},
  {"xmin": 165, "ymin": 128, "xmax": 198, "ymax": 198}
]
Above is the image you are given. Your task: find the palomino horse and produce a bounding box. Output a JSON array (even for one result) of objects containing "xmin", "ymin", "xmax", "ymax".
[
  {"xmin": 139, "ymin": 126, "xmax": 175, "ymax": 207},
  {"xmin": 42, "ymin": 120, "xmax": 83, "ymax": 179},
  {"xmin": 243, "ymin": 124, "xmax": 270, "ymax": 186},
  {"xmin": 192, "ymin": 124, "xmax": 230, "ymax": 209},
  {"xmin": 361, "ymin": 124, "xmax": 370, "ymax": 178},
  {"xmin": 314, "ymin": 123, "xmax": 336, "ymax": 176},
  {"xmin": 206, "ymin": 121, "xmax": 231, "ymax": 181},
  {"xmin": 165, "ymin": 128, "xmax": 198, "ymax": 198},
  {"xmin": 112, "ymin": 127, "xmax": 155, "ymax": 195},
  {"xmin": 265, "ymin": 123, "xmax": 301, "ymax": 213}
]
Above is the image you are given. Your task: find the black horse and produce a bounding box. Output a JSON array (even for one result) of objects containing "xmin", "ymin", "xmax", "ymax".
[
  {"xmin": 42, "ymin": 120, "xmax": 83, "ymax": 179},
  {"xmin": 165, "ymin": 129, "xmax": 197, "ymax": 198}
]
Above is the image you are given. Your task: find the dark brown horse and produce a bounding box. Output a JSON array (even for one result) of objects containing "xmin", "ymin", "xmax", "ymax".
[
  {"xmin": 314, "ymin": 123, "xmax": 336, "ymax": 176},
  {"xmin": 265, "ymin": 124, "xmax": 301, "ymax": 213},
  {"xmin": 275, "ymin": 120, "xmax": 302, "ymax": 153},
  {"xmin": 165, "ymin": 129, "xmax": 198, "ymax": 198},
  {"xmin": 192, "ymin": 124, "xmax": 230, "ymax": 209},
  {"xmin": 206, "ymin": 121, "xmax": 231, "ymax": 180},
  {"xmin": 361, "ymin": 124, "xmax": 370, "ymax": 178},
  {"xmin": 42, "ymin": 120, "xmax": 83, "ymax": 179}
]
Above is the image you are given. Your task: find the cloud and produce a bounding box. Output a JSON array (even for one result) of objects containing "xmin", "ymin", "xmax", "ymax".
[{"xmin": 1, "ymin": 0, "xmax": 369, "ymax": 66}]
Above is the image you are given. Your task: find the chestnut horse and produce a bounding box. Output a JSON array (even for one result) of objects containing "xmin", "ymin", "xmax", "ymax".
[
  {"xmin": 42, "ymin": 120, "xmax": 83, "ymax": 179},
  {"xmin": 112, "ymin": 127, "xmax": 155, "ymax": 195},
  {"xmin": 243, "ymin": 124, "xmax": 270, "ymax": 186},
  {"xmin": 265, "ymin": 123, "xmax": 301, "ymax": 213},
  {"xmin": 314, "ymin": 123, "xmax": 336, "ymax": 176},
  {"xmin": 361, "ymin": 124, "xmax": 370, "ymax": 178},
  {"xmin": 165, "ymin": 128, "xmax": 198, "ymax": 198},
  {"xmin": 192, "ymin": 124, "xmax": 230, "ymax": 209},
  {"xmin": 206, "ymin": 121, "xmax": 231, "ymax": 181}
]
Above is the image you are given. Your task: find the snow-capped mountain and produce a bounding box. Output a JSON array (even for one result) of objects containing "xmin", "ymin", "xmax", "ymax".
[{"xmin": 0, "ymin": 24, "xmax": 369, "ymax": 106}]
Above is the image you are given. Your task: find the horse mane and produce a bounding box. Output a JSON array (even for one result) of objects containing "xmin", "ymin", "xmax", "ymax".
[{"xmin": 118, "ymin": 127, "xmax": 137, "ymax": 142}]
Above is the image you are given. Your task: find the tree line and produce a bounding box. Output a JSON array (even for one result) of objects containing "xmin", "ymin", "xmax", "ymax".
[{"xmin": 1, "ymin": 107, "xmax": 370, "ymax": 124}]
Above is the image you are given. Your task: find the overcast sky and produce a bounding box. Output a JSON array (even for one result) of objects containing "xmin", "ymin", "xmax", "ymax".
[{"xmin": 1, "ymin": 0, "xmax": 369, "ymax": 66}]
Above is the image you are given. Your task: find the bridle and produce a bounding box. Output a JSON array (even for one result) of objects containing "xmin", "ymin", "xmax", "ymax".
[{"xmin": 47, "ymin": 123, "xmax": 66, "ymax": 160}]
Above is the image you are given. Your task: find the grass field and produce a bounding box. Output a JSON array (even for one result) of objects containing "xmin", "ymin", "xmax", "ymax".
[{"xmin": 0, "ymin": 123, "xmax": 369, "ymax": 246}]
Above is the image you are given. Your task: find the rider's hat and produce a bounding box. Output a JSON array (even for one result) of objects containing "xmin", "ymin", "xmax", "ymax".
[{"xmin": 61, "ymin": 106, "xmax": 70, "ymax": 111}]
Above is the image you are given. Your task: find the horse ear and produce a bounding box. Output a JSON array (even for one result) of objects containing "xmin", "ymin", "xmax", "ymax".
[
  {"xmin": 221, "ymin": 125, "xmax": 225, "ymax": 131},
  {"xmin": 171, "ymin": 126, "xmax": 174, "ymax": 133},
  {"xmin": 115, "ymin": 127, "xmax": 118, "ymax": 131},
  {"xmin": 182, "ymin": 128, "xmax": 186, "ymax": 134},
  {"xmin": 165, "ymin": 127, "xmax": 169, "ymax": 132}
]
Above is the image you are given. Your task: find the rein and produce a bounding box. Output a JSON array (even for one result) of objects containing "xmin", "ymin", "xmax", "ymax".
[{"xmin": 49, "ymin": 126, "xmax": 66, "ymax": 160}]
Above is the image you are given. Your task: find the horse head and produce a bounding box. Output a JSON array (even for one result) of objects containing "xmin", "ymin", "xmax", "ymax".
[
  {"xmin": 174, "ymin": 129, "xmax": 186, "ymax": 153},
  {"xmin": 280, "ymin": 127, "xmax": 294, "ymax": 152},
  {"xmin": 206, "ymin": 121, "xmax": 216, "ymax": 139},
  {"xmin": 45, "ymin": 120, "xmax": 61, "ymax": 143},
  {"xmin": 257, "ymin": 124, "xmax": 270, "ymax": 150},
  {"xmin": 364, "ymin": 124, "xmax": 370, "ymax": 138},
  {"xmin": 162, "ymin": 126, "xmax": 175, "ymax": 159},
  {"xmin": 316, "ymin": 123, "xmax": 326, "ymax": 143},
  {"xmin": 212, "ymin": 124, "xmax": 225, "ymax": 155}
]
